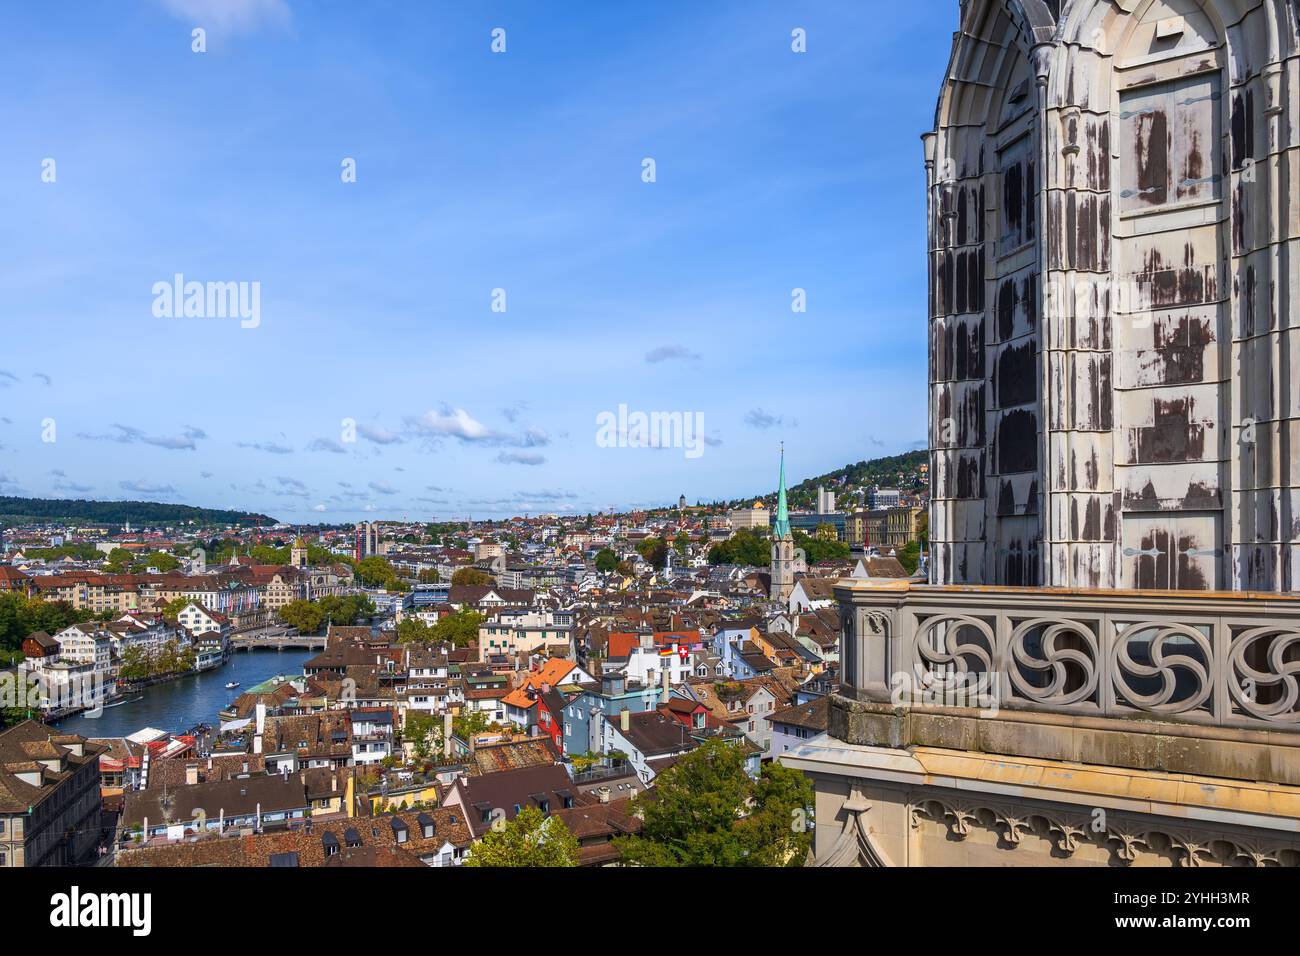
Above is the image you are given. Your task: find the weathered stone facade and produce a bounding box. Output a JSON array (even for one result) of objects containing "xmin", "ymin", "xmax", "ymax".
[
  {"xmin": 927, "ymin": 0, "xmax": 1300, "ymax": 591},
  {"xmin": 784, "ymin": 2, "xmax": 1300, "ymax": 865}
]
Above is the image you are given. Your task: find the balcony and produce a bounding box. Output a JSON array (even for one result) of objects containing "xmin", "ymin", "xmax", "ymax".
[{"xmin": 831, "ymin": 579, "xmax": 1300, "ymax": 785}]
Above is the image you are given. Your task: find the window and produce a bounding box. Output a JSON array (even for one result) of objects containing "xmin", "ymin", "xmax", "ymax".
[
  {"xmin": 998, "ymin": 135, "xmax": 1036, "ymax": 252},
  {"xmin": 1120, "ymin": 73, "xmax": 1221, "ymax": 212}
]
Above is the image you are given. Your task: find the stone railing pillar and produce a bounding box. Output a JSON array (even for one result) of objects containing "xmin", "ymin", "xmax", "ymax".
[{"xmin": 833, "ymin": 579, "xmax": 914, "ymax": 705}]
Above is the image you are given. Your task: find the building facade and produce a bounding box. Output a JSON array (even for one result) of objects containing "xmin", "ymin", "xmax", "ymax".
[
  {"xmin": 926, "ymin": 0, "xmax": 1300, "ymax": 592},
  {"xmin": 786, "ymin": 0, "xmax": 1300, "ymax": 869},
  {"xmin": 0, "ymin": 722, "xmax": 106, "ymax": 866}
]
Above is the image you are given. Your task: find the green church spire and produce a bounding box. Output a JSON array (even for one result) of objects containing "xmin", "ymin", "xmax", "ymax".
[{"xmin": 773, "ymin": 443, "xmax": 791, "ymax": 539}]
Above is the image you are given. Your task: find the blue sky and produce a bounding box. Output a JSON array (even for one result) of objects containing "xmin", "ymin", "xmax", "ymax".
[{"xmin": 0, "ymin": 0, "xmax": 953, "ymax": 522}]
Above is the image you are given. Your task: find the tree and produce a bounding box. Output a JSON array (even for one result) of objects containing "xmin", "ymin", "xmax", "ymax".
[
  {"xmin": 277, "ymin": 600, "xmax": 325, "ymax": 634},
  {"xmin": 451, "ymin": 568, "xmax": 494, "ymax": 588},
  {"xmin": 403, "ymin": 710, "xmax": 441, "ymax": 759},
  {"xmin": 795, "ymin": 531, "xmax": 850, "ymax": 564},
  {"xmin": 141, "ymin": 551, "xmax": 180, "ymax": 572},
  {"xmin": 615, "ymin": 738, "xmax": 814, "ymax": 867},
  {"xmin": 417, "ymin": 568, "xmax": 441, "ymax": 584},
  {"xmin": 316, "ymin": 594, "xmax": 375, "ymax": 626},
  {"xmin": 249, "ymin": 544, "xmax": 289, "ymax": 565},
  {"xmin": 0, "ymin": 593, "xmax": 95, "ymax": 655},
  {"xmin": 452, "ymin": 709, "xmax": 494, "ymax": 740},
  {"xmin": 396, "ymin": 617, "xmax": 434, "ymax": 644},
  {"xmin": 429, "ymin": 609, "xmax": 483, "ymax": 648},
  {"xmin": 708, "ymin": 528, "xmax": 770, "ymax": 567},
  {"xmin": 635, "ymin": 537, "xmax": 668, "ymax": 569},
  {"xmin": 594, "ymin": 548, "xmax": 619, "ymax": 574},
  {"xmin": 355, "ymin": 556, "xmax": 405, "ymax": 590},
  {"xmin": 157, "ymin": 597, "xmax": 191, "ymax": 622},
  {"xmin": 104, "ymin": 547, "xmax": 134, "ymax": 572},
  {"xmin": 463, "ymin": 806, "xmax": 579, "ymax": 867},
  {"xmin": 673, "ymin": 532, "xmax": 690, "ymax": 557}
]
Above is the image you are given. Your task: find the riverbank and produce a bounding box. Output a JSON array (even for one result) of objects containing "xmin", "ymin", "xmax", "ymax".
[{"xmin": 54, "ymin": 648, "xmax": 314, "ymax": 738}]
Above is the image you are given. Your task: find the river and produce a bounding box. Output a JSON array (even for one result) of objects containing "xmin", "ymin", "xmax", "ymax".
[{"xmin": 55, "ymin": 649, "xmax": 313, "ymax": 739}]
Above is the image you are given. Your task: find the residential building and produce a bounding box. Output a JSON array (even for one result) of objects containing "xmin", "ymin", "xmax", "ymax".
[{"xmin": 0, "ymin": 722, "xmax": 106, "ymax": 866}]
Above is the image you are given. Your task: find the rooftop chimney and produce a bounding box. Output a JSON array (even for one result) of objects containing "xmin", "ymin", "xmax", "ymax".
[
  {"xmin": 661, "ymin": 666, "xmax": 671, "ymax": 705},
  {"xmin": 185, "ymin": 763, "xmax": 199, "ymax": 786},
  {"xmin": 597, "ymin": 786, "xmax": 611, "ymax": 804},
  {"xmin": 620, "ymin": 709, "xmax": 630, "ymax": 733}
]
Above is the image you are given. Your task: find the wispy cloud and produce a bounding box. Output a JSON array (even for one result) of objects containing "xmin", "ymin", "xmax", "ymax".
[
  {"xmin": 744, "ymin": 408, "xmax": 783, "ymax": 430},
  {"xmin": 80, "ymin": 423, "xmax": 206, "ymax": 450},
  {"xmin": 307, "ymin": 437, "xmax": 347, "ymax": 454},
  {"xmin": 273, "ymin": 476, "xmax": 309, "ymax": 497},
  {"xmin": 500, "ymin": 402, "xmax": 530, "ymax": 424},
  {"xmin": 155, "ymin": 0, "xmax": 291, "ymax": 35},
  {"xmin": 238, "ymin": 440, "xmax": 294, "ymax": 455},
  {"xmin": 645, "ymin": 344, "xmax": 701, "ymax": 364},
  {"xmin": 368, "ymin": 480, "xmax": 399, "ymax": 495},
  {"xmin": 120, "ymin": 479, "xmax": 176, "ymax": 495},
  {"xmin": 496, "ymin": 452, "xmax": 546, "ymax": 466}
]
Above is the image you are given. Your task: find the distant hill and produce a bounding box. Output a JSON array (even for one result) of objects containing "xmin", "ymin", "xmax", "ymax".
[
  {"xmin": 727, "ymin": 449, "xmax": 928, "ymax": 511},
  {"xmin": 0, "ymin": 496, "xmax": 276, "ymax": 529}
]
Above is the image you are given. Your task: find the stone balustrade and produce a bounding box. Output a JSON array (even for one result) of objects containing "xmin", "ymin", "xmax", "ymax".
[{"xmin": 834, "ymin": 579, "xmax": 1300, "ymax": 733}]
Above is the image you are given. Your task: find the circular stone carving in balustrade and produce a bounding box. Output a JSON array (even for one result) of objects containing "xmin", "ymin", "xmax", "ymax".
[
  {"xmin": 913, "ymin": 613, "xmax": 995, "ymax": 683},
  {"xmin": 1006, "ymin": 617, "xmax": 1099, "ymax": 707},
  {"xmin": 1110, "ymin": 621, "xmax": 1213, "ymax": 716},
  {"xmin": 1227, "ymin": 626, "xmax": 1300, "ymax": 723}
]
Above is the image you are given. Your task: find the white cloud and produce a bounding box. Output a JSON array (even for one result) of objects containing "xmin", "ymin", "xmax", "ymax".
[
  {"xmin": 406, "ymin": 407, "xmax": 493, "ymax": 442},
  {"xmin": 156, "ymin": 0, "xmax": 290, "ymax": 34},
  {"xmin": 358, "ymin": 423, "xmax": 401, "ymax": 445}
]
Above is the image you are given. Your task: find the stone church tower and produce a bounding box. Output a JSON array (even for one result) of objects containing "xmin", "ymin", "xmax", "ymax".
[
  {"xmin": 290, "ymin": 536, "xmax": 308, "ymax": 569},
  {"xmin": 927, "ymin": 0, "xmax": 1300, "ymax": 592},
  {"xmin": 770, "ymin": 447, "xmax": 797, "ymax": 602}
]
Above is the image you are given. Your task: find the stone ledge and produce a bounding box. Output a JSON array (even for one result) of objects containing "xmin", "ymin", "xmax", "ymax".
[{"xmin": 828, "ymin": 694, "xmax": 1300, "ymax": 787}]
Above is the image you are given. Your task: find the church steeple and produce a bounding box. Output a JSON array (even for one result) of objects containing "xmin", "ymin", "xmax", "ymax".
[
  {"xmin": 769, "ymin": 443, "xmax": 796, "ymax": 603},
  {"xmin": 773, "ymin": 443, "xmax": 791, "ymax": 539}
]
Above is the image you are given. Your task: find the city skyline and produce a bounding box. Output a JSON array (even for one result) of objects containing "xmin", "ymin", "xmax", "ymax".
[{"xmin": 1, "ymin": 1, "xmax": 951, "ymax": 520}]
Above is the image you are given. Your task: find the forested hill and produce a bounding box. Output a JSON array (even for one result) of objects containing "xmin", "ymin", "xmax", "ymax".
[
  {"xmin": 0, "ymin": 496, "xmax": 276, "ymax": 528},
  {"xmin": 727, "ymin": 449, "xmax": 928, "ymax": 511}
]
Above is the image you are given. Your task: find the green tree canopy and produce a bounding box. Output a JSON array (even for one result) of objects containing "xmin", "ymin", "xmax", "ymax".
[
  {"xmin": 635, "ymin": 537, "xmax": 668, "ymax": 569},
  {"xmin": 463, "ymin": 806, "xmax": 579, "ymax": 868},
  {"xmin": 277, "ymin": 600, "xmax": 325, "ymax": 634},
  {"xmin": 615, "ymin": 738, "xmax": 813, "ymax": 867},
  {"xmin": 451, "ymin": 567, "xmax": 494, "ymax": 588},
  {"xmin": 594, "ymin": 548, "xmax": 619, "ymax": 574},
  {"xmin": 396, "ymin": 617, "xmax": 434, "ymax": 644},
  {"xmin": 431, "ymin": 609, "xmax": 483, "ymax": 648},
  {"xmin": 794, "ymin": 531, "xmax": 850, "ymax": 564},
  {"xmin": 354, "ymin": 556, "xmax": 407, "ymax": 591},
  {"xmin": 0, "ymin": 593, "xmax": 95, "ymax": 654},
  {"xmin": 708, "ymin": 528, "xmax": 770, "ymax": 567}
]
